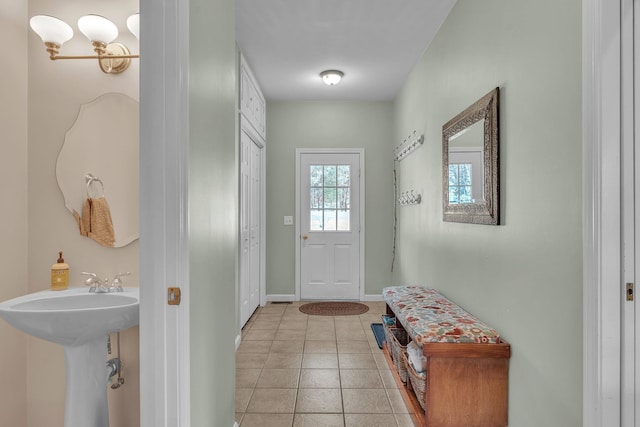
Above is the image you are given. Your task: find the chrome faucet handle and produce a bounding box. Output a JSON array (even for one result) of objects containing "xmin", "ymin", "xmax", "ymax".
[
  {"xmin": 109, "ymin": 272, "xmax": 131, "ymax": 292},
  {"xmin": 82, "ymin": 272, "xmax": 100, "ymax": 292}
]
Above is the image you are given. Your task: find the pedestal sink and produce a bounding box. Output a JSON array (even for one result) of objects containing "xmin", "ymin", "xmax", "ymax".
[{"xmin": 0, "ymin": 287, "xmax": 139, "ymax": 427}]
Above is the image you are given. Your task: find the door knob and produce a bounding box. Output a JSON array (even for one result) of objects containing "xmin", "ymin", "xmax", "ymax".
[{"xmin": 302, "ymin": 234, "xmax": 308, "ymax": 240}]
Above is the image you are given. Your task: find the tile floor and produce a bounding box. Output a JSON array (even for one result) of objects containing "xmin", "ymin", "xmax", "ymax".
[{"xmin": 235, "ymin": 301, "xmax": 414, "ymax": 427}]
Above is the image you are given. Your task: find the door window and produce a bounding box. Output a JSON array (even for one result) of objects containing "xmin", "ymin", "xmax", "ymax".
[{"xmin": 309, "ymin": 164, "xmax": 351, "ymax": 231}]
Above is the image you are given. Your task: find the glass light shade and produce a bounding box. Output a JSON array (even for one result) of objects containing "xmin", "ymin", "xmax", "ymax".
[
  {"xmin": 126, "ymin": 14, "xmax": 140, "ymax": 40},
  {"xmin": 30, "ymin": 15, "xmax": 73, "ymax": 46},
  {"xmin": 78, "ymin": 15, "xmax": 118, "ymax": 44},
  {"xmin": 320, "ymin": 70, "xmax": 344, "ymax": 86}
]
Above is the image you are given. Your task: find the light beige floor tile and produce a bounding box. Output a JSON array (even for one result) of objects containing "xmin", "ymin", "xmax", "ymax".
[
  {"xmin": 342, "ymin": 389, "xmax": 392, "ymax": 414},
  {"xmin": 307, "ymin": 318, "xmax": 335, "ymax": 327},
  {"xmin": 337, "ymin": 341, "xmax": 372, "ymax": 353},
  {"xmin": 344, "ymin": 413, "xmax": 397, "ymax": 427},
  {"xmin": 276, "ymin": 329, "xmax": 308, "ymax": 340},
  {"xmin": 336, "ymin": 328, "xmax": 367, "ymax": 342},
  {"xmin": 249, "ymin": 320, "xmax": 281, "ymax": 330},
  {"xmin": 256, "ymin": 369, "xmax": 300, "ymax": 388},
  {"xmin": 394, "ymin": 414, "xmax": 415, "ymax": 427},
  {"xmin": 338, "ymin": 353, "xmax": 377, "ymax": 369},
  {"xmin": 304, "ymin": 340, "xmax": 337, "ymax": 354},
  {"xmin": 302, "ymin": 353, "xmax": 339, "ymax": 369},
  {"xmin": 244, "ymin": 328, "xmax": 277, "ymax": 341},
  {"xmin": 236, "ymin": 368, "xmax": 261, "ymax": 389},
  {"xmin": 372, "ymin": 352, "xmax": 389, "ymax": 369},
  {"xmin": 241, "ymin": 413, "xmax": 294, "ymax": 427},
  {"xmin": 340, "ymin": 369, "xmax": 383, "ymax": 388},
  {"xmin": 293, "ymin": 413, "xmax": 345, "ymax": 427},
  {"xmin": 246, "ymin": 388, "xmax": 297, "ymax": 413},
  {"xmin": 295, "ymin": 388, "xmax": 343, "ymax": 413},
  {"xmin": 256, "ymin": 313, "xmax": 284, "ymax": 321},
  {"xmin": 281, "ymin": 315, "xmax": 309, "ymax": 324},
  {"xmin": 306, "ymin": 331, "xmax": 337, "ymax": 341},
  {"xmin": 236, "ymin": 353, "xmax": 268, "ymax": 369},
  {"xmin": 279, "ymin": 320, "xmax": 309, "ymax": 330},
  {"xmin": 260, "ymin": 305, "xmax": 288, "ymax": 314},
  {"xmin": 235, "ymin": 388, "xmax": 254, "ymax": 412},
  {"xmin": 235, "ymin": 412, "xmax": 244, "ymax": 425},
  {"xmin": 237, "ymin": 340, "xmax": 273, "ymax": 353},
  {"xmin": 299, "ymin": 368, "xmax": 341, "ymax": 388},
  {"xmin": 264, "ymin": 352, "xmax": 303, "ymax": 369},
  {"xmin": 386, "ymin": 388, "xmax": 410, "ymax": 413},
  {"xmin": 270, "ymin": 340, "xmax": 305, "ymax": 353},
  {"xmin": 378, "ymin": 368, "xmax": 398, "ymax": 389}
]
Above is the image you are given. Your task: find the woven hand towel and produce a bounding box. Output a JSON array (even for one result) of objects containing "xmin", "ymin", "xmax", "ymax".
[{"xmin": 73, "ymin": 197, "xmax": 115, "ymax": 247}]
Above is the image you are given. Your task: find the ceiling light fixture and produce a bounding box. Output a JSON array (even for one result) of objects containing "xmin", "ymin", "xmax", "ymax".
[
  {"xmin": 30, "ymin": 13, "xmax": 140, "ymax": 74},
  {"xmin": 320, "ymin": 70, "xmax": 344, "ymax": 86}
]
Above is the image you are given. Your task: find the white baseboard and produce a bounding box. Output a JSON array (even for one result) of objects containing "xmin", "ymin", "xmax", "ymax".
[
  {"xmin": 235, "ymin": 334, "xmax": 241, "ymax": 351},
  {"xmin": 267, "ymin": 294, "xmax": 296, "ymax": 302},
  {"xmin": 234, "ymin": 423, "xmax": 239, "ymax": 427},
  {"xmin": 363, "ymin": 294, "xmax": 384, "ymax": 301}
]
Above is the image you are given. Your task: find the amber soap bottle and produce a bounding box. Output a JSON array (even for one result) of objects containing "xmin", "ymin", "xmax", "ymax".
[{"xmin": 51, "ymin": 251, "xmax": 69, "ymax": 291}]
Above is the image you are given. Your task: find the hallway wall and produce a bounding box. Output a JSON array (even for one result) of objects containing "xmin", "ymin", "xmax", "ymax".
[
  {"xmin": 392, "ymin": 0, "xmax": 582, "ymax": 425},
  {"xmin": 266, "ymin": 101, "xmax": 394, "ymax": 299}
]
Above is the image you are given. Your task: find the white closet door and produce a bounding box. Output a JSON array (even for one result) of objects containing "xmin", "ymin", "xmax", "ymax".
[{"xmin": 240, "ymin": 128, "xmax": 262, "ymax": 327}]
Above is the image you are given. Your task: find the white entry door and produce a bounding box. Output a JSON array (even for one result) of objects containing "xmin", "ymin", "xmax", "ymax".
[
  {"xmin": 240, "ymin": 129, "xmax": 262, "ymax": 327},
  {"xmin": 298, "ymin": 150, "xmax": 362, "ymax": 300}
]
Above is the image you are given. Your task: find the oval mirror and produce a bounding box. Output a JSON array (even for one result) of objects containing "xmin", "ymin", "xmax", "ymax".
[{"xmin": 56, "ymin": 93, "xmax": 139, "ymax": 247}]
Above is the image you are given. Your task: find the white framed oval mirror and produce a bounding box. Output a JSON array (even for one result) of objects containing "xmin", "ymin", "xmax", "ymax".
[{"xmin": 56, "ymin": 93, "xmax": 139, "ymax": 247}]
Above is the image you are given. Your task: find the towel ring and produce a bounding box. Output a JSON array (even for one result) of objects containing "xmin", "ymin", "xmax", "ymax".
[{"xmin": 85, "ymin": 173, "xmax": 105, "ymax": 198}]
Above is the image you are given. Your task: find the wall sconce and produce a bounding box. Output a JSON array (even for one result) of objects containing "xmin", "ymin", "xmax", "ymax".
[
  {"xmin": 320, "ymin": 70, "xmax": 344, "ymax": 86},
  {"xmin": 30, "ymin": 13, "xmax": 139, "ymax": 74}
]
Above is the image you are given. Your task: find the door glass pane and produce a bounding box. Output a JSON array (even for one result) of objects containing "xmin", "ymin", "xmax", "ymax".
[
  {"xmin": 310, "ymin": 209, "xmax": 323, "ymax": 230},
  {"xmin": 310, "ymin": 188, "xmax": 323, "ymax": 209},
  {"xmin": 309, "ymin": 164, "xmax": 350, "ymax": 231},
  {"xmin": 324, "ymin": 165, "xmax": 337, "ymax": 186},
  {"xmin": 324, "ymin": 187, "xmax": 337, "ymax": 208},
  {"xmin": 337, "ymin": 165, "xmax": 350, "ymax": 186},
  {"xmin": 324, "ymin": 210, "xmax": 337, "ymax": 230},
  {"xmin": 337, "ymin": 188, "xmax": 350, "ymax": 209},
  {"xmin": 337, "ymin": 210, "xmax": 350, "ymax": 231},
  {"xmin": 310, "ymin": 165, "xmax": 323, "ymax": 187}
]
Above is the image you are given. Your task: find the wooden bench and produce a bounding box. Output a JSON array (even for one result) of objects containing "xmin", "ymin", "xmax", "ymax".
[{"xmin": 382, "ymin": 286, "xmax": 511, "ymax": 427}]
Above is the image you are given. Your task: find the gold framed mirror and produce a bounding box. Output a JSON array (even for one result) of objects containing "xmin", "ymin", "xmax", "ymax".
[{"xmin": 442, "ymin": 87, "xmax": 499, "ymax": 225}]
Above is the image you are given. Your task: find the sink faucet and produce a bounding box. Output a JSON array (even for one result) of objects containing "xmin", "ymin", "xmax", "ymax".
[
  {"xmin": 82, "ymin": 272, "xmax": 130, "ymax": 293},
  {"xmin": 108, "ymin": 272, "xmax": 131, "ymax": 292},
  {"xmin": 82, "ymin": 272, "xmax": 108, "ymax": 293}
]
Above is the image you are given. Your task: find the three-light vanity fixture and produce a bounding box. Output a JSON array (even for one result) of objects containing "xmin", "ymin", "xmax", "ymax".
[{"xmin": 30, "ymin": 13, "xmax": 139, "ymax": 74}]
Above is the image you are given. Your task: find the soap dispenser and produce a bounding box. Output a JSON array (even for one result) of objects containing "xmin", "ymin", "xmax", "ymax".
[{"xmin": 51, "ymin": 251, "xmax": 69, "ymax": 291}]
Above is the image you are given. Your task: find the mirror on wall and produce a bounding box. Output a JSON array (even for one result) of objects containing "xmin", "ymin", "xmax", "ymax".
[
  {"xmin": 442, "ymin": 87, "xmax": 499, "ymax": 225},
  {"xmin": 56, "ymin": 93, "xmax": 139, "ymax": 247}
]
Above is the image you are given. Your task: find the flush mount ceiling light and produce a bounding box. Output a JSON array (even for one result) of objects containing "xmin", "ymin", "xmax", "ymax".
[
  {"xmin": 30, "ymin": 13, "xmax": 140, "ymax": 74},
  {"xmin": 320, "ymin": 70, "xmax": 344, "ymax": 86}
]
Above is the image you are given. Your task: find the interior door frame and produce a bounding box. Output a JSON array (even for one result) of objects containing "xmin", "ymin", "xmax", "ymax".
[
  {"xmin": 295, "ymin": 148, "xmax": 365, "ymax": 302},
  {"xmin": 582, "ymin": 0, "xmax": 626, "ymax": 425}
]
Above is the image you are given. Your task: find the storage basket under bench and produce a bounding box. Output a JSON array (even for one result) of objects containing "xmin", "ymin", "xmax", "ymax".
[{"xmin": 382, "ymin": 286, "xmax": 511, "ymax": 427}]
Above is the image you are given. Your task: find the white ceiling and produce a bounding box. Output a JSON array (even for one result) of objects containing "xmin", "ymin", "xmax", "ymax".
[{"xmin": 236, "ymin": 0, "xmax": 457, "ymax": 101}]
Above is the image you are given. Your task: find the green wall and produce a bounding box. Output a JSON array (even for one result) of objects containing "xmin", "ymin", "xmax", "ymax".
[
  {"xmin": 393, "ymin": 0, "xmax": 582, "ymax": 426},
  {"xmin": 189, "ymin": 0, "xmax": 237, "ymax": 424},
  {"xmin": 266, "ymin": 102, "xmax": 394, "ymax": 297}
]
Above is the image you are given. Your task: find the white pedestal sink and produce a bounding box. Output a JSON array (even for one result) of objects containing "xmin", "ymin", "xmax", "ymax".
[{"xmin": 0, "ymin": 287, "xmax": 139, "ymax": 427}]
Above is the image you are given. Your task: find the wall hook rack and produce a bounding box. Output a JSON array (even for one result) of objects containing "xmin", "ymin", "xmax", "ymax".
[
  {"xmin": 397, "ymin": 190, "xmax": 422, "ymax": 206},
  {"xmin": 394, "ymin": 131, "xmax": 425, "ymax": 161}
]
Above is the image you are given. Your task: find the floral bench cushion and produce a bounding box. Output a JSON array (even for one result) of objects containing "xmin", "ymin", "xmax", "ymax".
[{"xmin": 382, "ymin": 286, "xmax": 500, "ymax": 346}]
